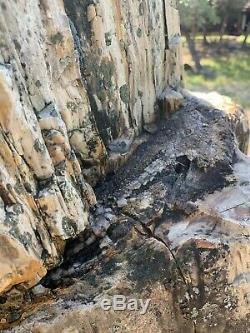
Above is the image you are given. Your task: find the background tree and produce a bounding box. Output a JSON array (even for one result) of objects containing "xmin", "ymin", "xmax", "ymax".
[
  {"xmin": 241, "ymin": 1, "xmax": 250, "ymax": 47},
  {"xmin": 213, "ymin": 0, "xmax": 247, "ymax": 44},
  {"xmin": 178, "ymin": 0, "xmax": 219, "ymax": 72}
]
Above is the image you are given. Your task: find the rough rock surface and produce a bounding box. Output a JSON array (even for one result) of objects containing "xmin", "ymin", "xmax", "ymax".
[
  {"xmin": 1, "ymin": 93, "xmax": 250, "ymax": 332},
  {"xmin": 0, "ymin": 0, "xmax": 182, "ymax": 294},
  {"xmin": 1, "ymin": 0, "xmax": 250, "ymax": 331}
]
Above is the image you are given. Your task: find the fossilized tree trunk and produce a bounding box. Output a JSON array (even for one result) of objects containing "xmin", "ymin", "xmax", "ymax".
[
  {"xmin": 0, "ymin": 0, "xmax": 182, "ymax": 294},
  {"xmin": 2, "ymin": 91, "xmax": 250, "ymax": 333}
]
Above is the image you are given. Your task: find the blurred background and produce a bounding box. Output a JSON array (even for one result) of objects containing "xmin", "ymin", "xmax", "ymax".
[{"xmin": 178, "ymin": 0, "xmax": 250, "ymax": 112}]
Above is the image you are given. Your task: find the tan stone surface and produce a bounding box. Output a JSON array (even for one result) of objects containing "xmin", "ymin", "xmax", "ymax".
[
  {"xmin": 2, "ymin": 92, "xmax": 249, "ymax": 333},
  {"xmin": 0, "ymin": 235, "xmax": 46, "ymax": 294},
  {"xmin": 0, "ymin": 0, "xmax": 182, "ymax": 293}
]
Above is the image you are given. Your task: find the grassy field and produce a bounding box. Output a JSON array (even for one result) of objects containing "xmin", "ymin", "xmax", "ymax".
[{"xmin": 183, "ymin": 35, "xmax": 250, "ymax": 110}]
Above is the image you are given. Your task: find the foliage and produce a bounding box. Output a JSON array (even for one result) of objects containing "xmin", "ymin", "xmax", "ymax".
[
  {"xmin": 178, "ymin": 0, "xmax": 248, "ymax": 35},
  {"xmin": 178, "ymin": 0, "xmax": 219, "ymax": 34},
  {"xmin": 177, "ymin": 0, "xmax": 249, "ymax": 71},
  {"xmin": 213, "ymin": 0, "xmax": 247, "ymax": 20}
]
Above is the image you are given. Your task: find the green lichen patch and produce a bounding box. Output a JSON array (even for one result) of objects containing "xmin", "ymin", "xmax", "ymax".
[
  {"xmin": 100, "ymin": 59, "xmax": 115, "ymax": 90},
  {"xmin": 138, "ymin": 90, "xmax": 143, "ymax": 98},
  {"xmin": 13, "ymin": 39, "xmax": 21, "ymax": 52},
  {"xmin": 35, "ymin": 80, "xmax": 42, "ymax": 88},
  {"xmin": 136, "ymin": 28, "xmax": 143, "ymax": 38},
  {"xmin": 105, "ymin": 32, "xmax": 112, "ymax": 46},
  {"xmin": 9, "ymin": 226, "xmax": 33, "ymax": 250},
  {"xmin": 50, "ymin": 32, "xmax": 64, "ymax": 45},
  {"xmin": 139, "ymin": 3, "xmax": 144, "ymax": 16},
  {"xmin": 12, "ymin": 204, "xmax": 24, "ymax": 215},
  {"xmin": 34, "ymin": 139, "xmax": 46, "ymax": 154},
  {"xmin": 1, "ymin": 3, "xmax": 7, "ymax": 10},
  {"xmin": 119, "ymin": 84, "xmax": 129, "ymax": 104},
  {"xmin": 4, "ymin": 214, "xmax": 18, "ymax": 227},
  {"xmin": 14, "ymin": 181, "xmax": 25, "ymax": 195},
  {"xmin": 62, "ymin": 217, "xmax": 78, "ymax": 237},
  {"xmin": 66, "ymin": 101, "xmax": 79, "ymax": 113},
  {"xmin": 85, "ymin": 56, "xmax": 115, "ymax": 101}
]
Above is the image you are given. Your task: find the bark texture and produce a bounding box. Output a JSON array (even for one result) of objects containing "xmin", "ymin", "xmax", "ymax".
[
  {"xmin": 2, "ymin": 92, "xmax": 250, "ymax": 333},
  {"xmin": 1, "ymin": 1, "xmax": 250, "ymax": 332},
  {"xmin": 0, "ymin": 0, "xmax": 182, "ymax": 295}
]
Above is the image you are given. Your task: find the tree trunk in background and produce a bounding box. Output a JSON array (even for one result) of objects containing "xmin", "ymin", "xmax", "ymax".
[
  {"xmin": 185, "ymin": 33, "xmax": 202, "ymax": 72},
  {"xmin": 242, "ymin": 25, "xmax": 250, "ymax": 48},
  {"xmin": 203, "ymin": 33, "xmax": 209, "ymax": 46},
  {"xmin": 203, "ymin": 27, "xmax": 209, "ymax": 46},
  {"xmin": 219, "ymin": 15, "xmax": 228, "ymax": 44}
]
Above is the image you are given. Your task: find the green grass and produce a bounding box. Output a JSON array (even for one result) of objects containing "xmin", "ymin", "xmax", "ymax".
[
  {"xmin": 182, "ymin": 34, "xmax": 250, "ymax": 46},
  {"xmin": 183, "ymin": 36, "xmax": 250, "ymax": 110}
]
